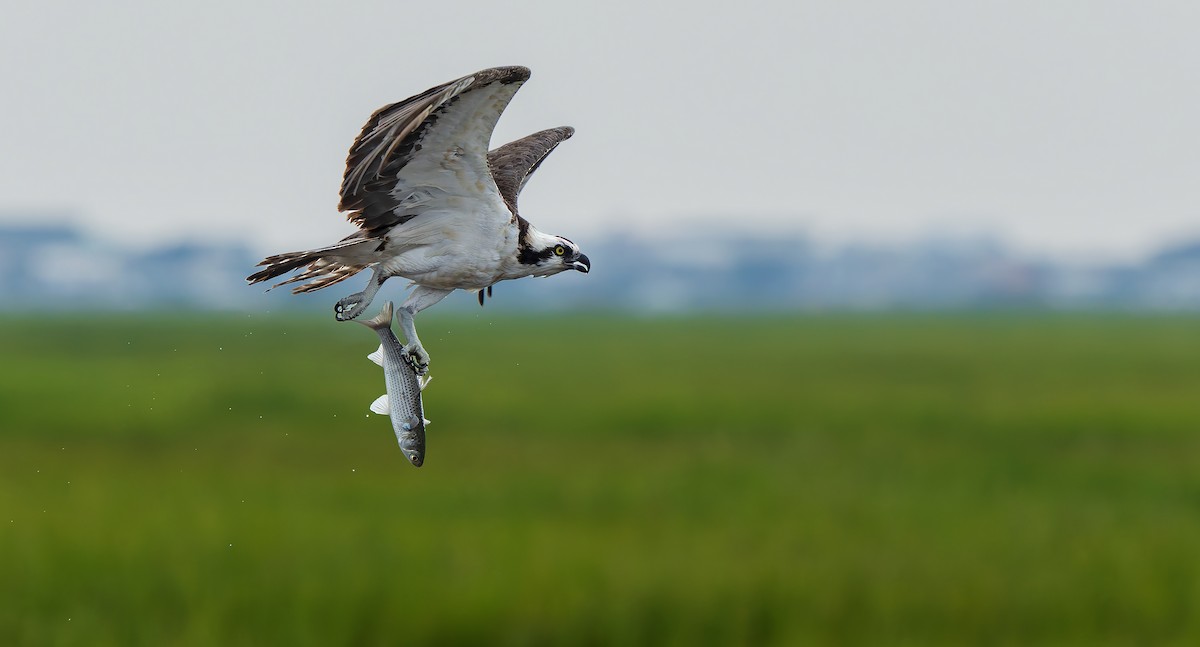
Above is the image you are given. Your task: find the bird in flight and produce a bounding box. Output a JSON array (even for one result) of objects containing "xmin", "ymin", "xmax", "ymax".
[{"xmin": 247, "ymin": 66, "xmax": 590, "ymax": 373}]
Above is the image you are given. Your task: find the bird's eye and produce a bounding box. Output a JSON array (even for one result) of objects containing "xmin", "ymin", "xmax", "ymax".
[{"xmin": 554, "ymin": 245, "xmax": 565, "ymax": 256}]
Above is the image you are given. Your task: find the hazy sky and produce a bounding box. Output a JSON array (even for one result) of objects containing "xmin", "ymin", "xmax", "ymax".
[{"xmin": 2, "ymin": 1, "xmax": 1198, "ymax": 260}]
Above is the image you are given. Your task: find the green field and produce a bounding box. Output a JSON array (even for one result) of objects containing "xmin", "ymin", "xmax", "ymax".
[{"xmin": 2, "ymin": 313, "xmax": 1199, "ymax": 645}]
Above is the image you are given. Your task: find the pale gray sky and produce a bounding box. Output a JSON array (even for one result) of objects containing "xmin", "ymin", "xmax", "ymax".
[{"xmin": 2, "ymin": 0, "xmax": 1198, "ymax": 260}]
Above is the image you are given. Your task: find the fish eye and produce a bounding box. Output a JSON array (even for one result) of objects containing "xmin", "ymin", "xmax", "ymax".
[{"xmin": 554, "ymin": 245, "xmax": 565, "ymax": 256}]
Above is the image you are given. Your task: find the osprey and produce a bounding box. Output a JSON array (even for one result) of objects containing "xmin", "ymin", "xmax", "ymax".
[{"xmin": 247, "ymin": 66, "xmax": 590, "ymax": 372}]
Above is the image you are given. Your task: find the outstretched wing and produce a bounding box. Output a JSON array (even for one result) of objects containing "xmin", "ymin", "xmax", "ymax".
[
  {"xmin": 487, "ymin": 126, "xmax": 574, "ymax": 214},
  {"xmin": 339, "ymin": 66, "xmax": 531, "ymax": 236}
]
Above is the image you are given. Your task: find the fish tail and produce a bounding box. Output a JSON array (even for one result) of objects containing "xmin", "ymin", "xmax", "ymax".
[{"xmin": 356, "ymin": 301, "xmax": 394, "ymax": 332}]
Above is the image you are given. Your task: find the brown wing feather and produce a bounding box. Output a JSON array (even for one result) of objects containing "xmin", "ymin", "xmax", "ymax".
[
  {"xmin": 338, "ymin": 66, "xmax": 531, "ymax": 236},
  {"xmin": 487, "ymin": 126, "xmax": 575, "ymax": 215}
]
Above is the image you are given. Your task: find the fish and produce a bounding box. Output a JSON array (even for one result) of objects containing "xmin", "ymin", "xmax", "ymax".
[{"xmin": 357, "ymin": 301, "xmax": 431, "ymax": 467}]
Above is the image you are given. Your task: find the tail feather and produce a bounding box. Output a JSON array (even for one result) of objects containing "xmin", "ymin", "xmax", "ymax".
[
  {"xmin": 246, "ymin": 236, "xmax": 382, "ymax": 293},
  {"xmin": 246, "ymin": 251, "xmax": 318, "ymax": 284},
  {"xmin": 271, "ymin": 260, "xmax": 364, "ymax": 293}
]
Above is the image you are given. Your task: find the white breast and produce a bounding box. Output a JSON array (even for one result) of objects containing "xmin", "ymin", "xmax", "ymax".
[{"xmin": 379, "ymin": 207, "xmax": 519, "ymax": 290}]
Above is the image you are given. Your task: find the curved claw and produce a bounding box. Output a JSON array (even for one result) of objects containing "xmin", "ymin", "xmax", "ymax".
[
  {"xmin": 402, "ymin": 345, "xmax": 430, "ymax": 376},
  {"xmin": 334, "ymin": 270, "xmax": 384, "ymax": 322},
  {"xmin": 334, "ymin": 293, "xmax": 368, "ymax": 321}
]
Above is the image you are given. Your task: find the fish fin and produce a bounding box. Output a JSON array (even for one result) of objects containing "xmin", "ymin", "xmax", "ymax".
[
  {"xmin": 404, "ymin": 415, "xmax": 422, "ymax": 430},
  {"xmin": 367, "ymin": 344, "xmax": 384, "ymax": 366},
  {"xmin": 423, "ymin": 418, "xmax": 431, "ymax": 426},
  {"xmin": 418, "ymin": 375, "xmax": 432, "ymax": 391},
  {"xmin": 355, "ymin": 301, "xmax": 394, "ymax": 332},
  {"xmin": 369, "ymin": 394, "xmax": 389, "ymax": 415}
]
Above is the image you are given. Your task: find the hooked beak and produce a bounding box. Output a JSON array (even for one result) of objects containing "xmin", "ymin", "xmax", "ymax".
[{"xmin": 572, "ymin": 254, "xmax": 591, "ymax": 274}]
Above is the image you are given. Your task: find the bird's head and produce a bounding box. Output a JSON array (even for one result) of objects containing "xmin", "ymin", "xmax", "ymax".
[{"xmin": 519, "ymin": 230, "xmax": 590, "ymax": 277}]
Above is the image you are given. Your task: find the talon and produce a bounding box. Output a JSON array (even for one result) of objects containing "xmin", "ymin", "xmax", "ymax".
[
  {"xmin": 402, "ymin": 347, "xmax": 430, "ymax": 376},
  {"xmin": 334, "ymin": 294, "xmax": 367, "ymax": 321}
]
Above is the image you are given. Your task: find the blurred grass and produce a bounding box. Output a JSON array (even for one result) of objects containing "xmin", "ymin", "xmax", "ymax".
[{"xmin": 2, "ymin": 312, "xmax": 1200, "ymax": 645}]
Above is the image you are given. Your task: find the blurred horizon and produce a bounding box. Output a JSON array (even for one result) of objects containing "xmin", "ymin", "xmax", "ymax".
[{"xmin": 3, "ymin": 210, "xmax": 1200, "ymax": 313}]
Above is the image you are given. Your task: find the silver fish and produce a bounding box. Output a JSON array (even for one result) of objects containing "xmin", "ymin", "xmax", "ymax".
[{"xmin": 358, "ymin": 301, "xmax": 431, "ymax": 467}]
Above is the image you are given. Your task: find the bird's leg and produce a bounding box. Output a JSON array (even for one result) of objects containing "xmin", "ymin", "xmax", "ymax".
[
  {"xmin": 334, "ymin": 268, "xmax": 384, "ymax": 321},
  {"xmin": 397, "ymin": 287, "xmax": 453, "ymax": 375},
  {"xmin": 395, "ymin": 306, "xmax": 427, "ymax": 374}
]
